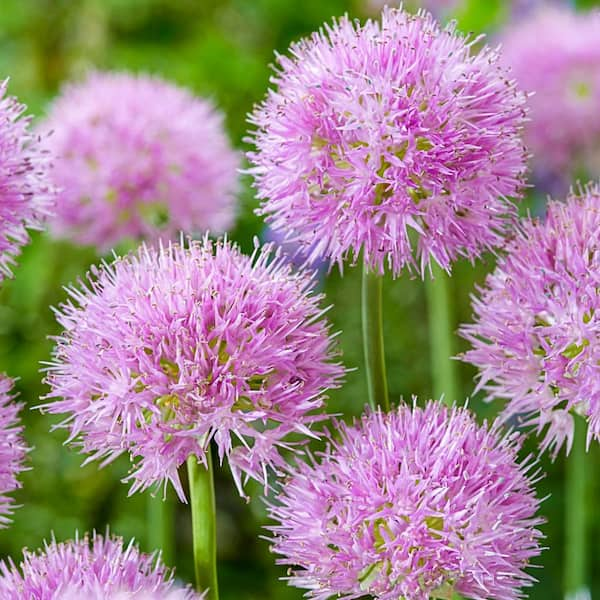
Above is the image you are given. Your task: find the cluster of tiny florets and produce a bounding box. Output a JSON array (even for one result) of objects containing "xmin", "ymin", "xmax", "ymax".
[
  {"xmin": 0, "ymin": 80, "xmax": 54, "ymax": 279},
  {"xmin": 40, "ymin": 71, "xmax": 239, "ymax": 250},
  {"xmin": 248, "ymin": 7, "xmax": 528, "ymax": 277},
  {"xmin": 0, "ymin": 375, "xmax": 29, "ymax": 527},
  {"xmin": 500, "ymin": 6, "xmax": 600, "ymax": 175},
  {"xmin": 268, "ymin": 401, "xmax": 543, "ymax": 600},
  {"xmin": 460, "ymin": 184, "xmax": 600, "ymax": 457},
  {"xmin": 42, "ymin": 236, "xmax": 343, "ymax": 499},
  {"xmin": 0, "ymin": 532, "xmax": 202, "ymax": 599}
]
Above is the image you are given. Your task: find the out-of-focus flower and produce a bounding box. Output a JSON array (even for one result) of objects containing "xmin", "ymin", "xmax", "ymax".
[
  {"xmin": 268, "ymin": 401, "xmax": 543, "ymax": 600},
  {"xmin": 42, "ymin": 236, "xmax": 343, "ymax": 499},
  {"xmin": 248, "ymin": 8, "xmax": 527, "ymax": 278},
  {"xmin": 500, "ymin": 6, "xmax": 600, "ymax": 176},
  {"xmin": 0, "ymin": 375, "xmax": 28, "ymax": 527},
  {"xmin": 0, "ymin": 532, "xmax": 202, "ymax": 599},
  {"xmin": 0, "ymin": 80, "xmax": 54, "ymax": 279},
  {"xmin": 460, "ymin": 184, "xmax": 600, "ymax": 457},
  {"xmin": 40, "ymin": 71, "xmax": 238, "ymax": 251}
]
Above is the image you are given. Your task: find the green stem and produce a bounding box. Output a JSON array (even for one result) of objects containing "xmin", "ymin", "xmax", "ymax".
[
  {"xmin": 147, "ymin": 490, "xmax": 174, "ymax": 566},
  {"xmin": 361, "ymin": 266, "xmax": 390, "ymax": 412},
  {"xmin": 187, "ymin": 451, "xmax": 219, "ymax": 599},
  {"xmin": 564, "ymin": 417, "xmax": 587, "ymax": 596},
  {"xmin": 425, "ymin": 264, "xmax": 458, "ymax": 405}
]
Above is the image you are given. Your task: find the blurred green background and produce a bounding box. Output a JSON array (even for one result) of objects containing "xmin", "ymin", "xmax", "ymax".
[{"xmin": 0, "ymin": 0, "xmax": 599, "ymax": 598}]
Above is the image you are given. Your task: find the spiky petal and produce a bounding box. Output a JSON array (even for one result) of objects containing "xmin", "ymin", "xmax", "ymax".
[
  {"xmin": 460, "ymin": 184, "xmax": 600, "ymax": 457},
  {"xmin": 42, "ymin": 236, "xmax": 343, "ymax": 499},
  {"xmin": 0, "ymin": 375, "xmax": 28, "ymax": 526},
  {"xmin": 0, "ymin": 532, "xmax": 202, "ymax": 599},
  {"xmin": 247, "ymin": 8, "xmax": 527, "ymax": 278},
  {"xmin": 0, "ymin": 80, "xmax": 54, "ymax": 279},
  {"xmin": 268, "ymin": 401, "xmax": 543, "ymax": 600}
]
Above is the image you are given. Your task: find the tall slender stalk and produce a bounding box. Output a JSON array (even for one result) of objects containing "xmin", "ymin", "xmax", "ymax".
[
  {"xmin": 187, "ymin": 451, "xmax": 219, "ymax": 599},
  {"xmin": 425, "ymin": 264, "xmax": 458, "ymax": 406},
  {"xmin": 564, "ymin": 417, "xmax": 587, "ymax": 597},
  {"xmin": 147, "ymin": 490, "xmax": 174, "ymax": 566},
  {"xmin": 361, "ymin": 267, "xmax": 390, "ymax": 412}
]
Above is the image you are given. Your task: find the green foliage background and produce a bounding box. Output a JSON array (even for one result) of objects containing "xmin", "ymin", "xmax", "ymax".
[{"xmin": 0, "ymin": 1, "xmax": 598, "ymax": 598}]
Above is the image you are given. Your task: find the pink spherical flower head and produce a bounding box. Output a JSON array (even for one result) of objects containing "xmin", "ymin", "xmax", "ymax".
[
  {"xmin": 0, "ymin": 375, "xmax": 29, "ymax": 527},
  {"xmin": 0, "ymin": 80, "xmax": 54, "ymax": 279},
  {"xmin": 248, "ymin": 8, "xmax": 528, "ymax": 278},
  {"xmin": 40, "ymin": 71, "xmax": 238, "ymax": 251},
  {"xmin": 500, "ymin": 6, "xmax": 600, "ymax": 175},
  {"xmin": 268, "ymin": 401, "xmax": 543, "ymax": 600},
  {"xmin": 461, "ymin": 185, "xmax": 600, "ymax": 457},
  {"xmin": 0, "ymin": 532, "xmax": 202, "ymax": 599},
  {"xmin": 42, "ymin": 236, "xmax": 343, "ymax": 499}
]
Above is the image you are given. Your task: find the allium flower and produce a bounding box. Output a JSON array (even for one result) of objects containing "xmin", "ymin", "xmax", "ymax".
[
  {"xmin": 460, "ymin": 185, "xmax": 600, "ymax": 457},
  {"xmin": 42, "ymin": 237, "xmax": 343, "ymax": 499},
  {"xmin": 248, "ymin": 8, "xmax": 528, "ymax": 277},
  {"xmin": 268, "ymin": 401, "xmax": 543, "ymax": 600},
  {"xmin": 0, "ymin": 80, "xmax": 54, "ymax": 279},
  {"xmin": 40, "ymin": 71, "xmax": 238, "ymax": 250},
  {"xmin": 0, "ymin": 375, "xmax": 29, "ymax": 526},
  {"xmin": 0, "ymin": 532, "xmax": 202, "ymax": 599},
  {"xmin": 500, "ymin": 6, "xmax": 600, "ymax": 175}
]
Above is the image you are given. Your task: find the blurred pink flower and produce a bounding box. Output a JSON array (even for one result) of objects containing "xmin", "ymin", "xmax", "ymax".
[
  {"xmin": 40, "ymin": 71, "xmax": 238, "ymax": 251},
  {"xmin": 500, "ymin": 6, "xmax": 600, "ymax": 176}
]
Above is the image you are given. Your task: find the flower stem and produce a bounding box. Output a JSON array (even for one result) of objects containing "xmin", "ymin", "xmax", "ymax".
[
  {"xmin": 187, "ymin": 451, "xmax": 219, "ymax": 599},
  {"xmin": 425, "ymin": 264, "xmax": 458, "ymax": 406},
  {"xmin": 361, "ymin": 266, "xmax": 390, "ymax": 412},
  {"xmin": 565, "ymin": 417, "xmax": 587, "ymax": 596},
  {"xmin": 147, "ymin": 490, "xmax": 174, "ymax": 566}
]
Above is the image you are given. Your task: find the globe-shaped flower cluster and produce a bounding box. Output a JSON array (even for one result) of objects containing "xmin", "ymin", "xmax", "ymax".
[
  {"xmin": 0, "ymin": 375, "xmax": 28, "ymax": 526},
  {"xmin": 0, "ymin": 532, "xmax": 202, "ymax": 599},
  {"xmin": 0, "ymin": 80, "xmax": 54, "ymax": 279},
  {"xmin": 42, "ymin": 237, "xmax": 343, "ymax": 498},
  {"xmin": 461, "ymin": 185, "xmax": 600, "ymax": 457},
  {"xmin": 268, "ymin": 401, "xmax": 543, "ymax": 600},
  {"xmin": 40, "ymin": 71, "xmax": 238, "ymax": 250},
  {"xmin": 500, "ymin": 6, "xmax": 600, "ymax": 176},
  {"xmin": 248, "ymin": 8, "xmax": 528, "ymax": 277}
]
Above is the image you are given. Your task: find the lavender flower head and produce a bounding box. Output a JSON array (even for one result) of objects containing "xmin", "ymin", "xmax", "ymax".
[
  {"xmin": 0, "ymin": 375, "xmax": 29, "ymax": 526},
  {"xmin": 0, "ymin": 532, "xmax": 202, "ymax": 599},
  {"xmin": 500, "ymin": 6, "xmax": 600, "ymax": 175},
  {"xmin": 40, "ymin": 71, "xmax": 238, "ymax": 250},
  {"xmin": 42, "ymin": 236, "xmax": 343, "ymax": 499},
  {"xmin": 268, "ymin": 401, "xmax": 543, "ymax": 600},
  {"xmin": 248, "ymin": 8, "xmax": 528, "ymax": 277},
  {"xmin": 460, "ymin": 185, "xmax": 600, "ymax": 457},
  {"xmin": 0, "ymin": 80, "xmax": 54, "ymax": 279}
]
